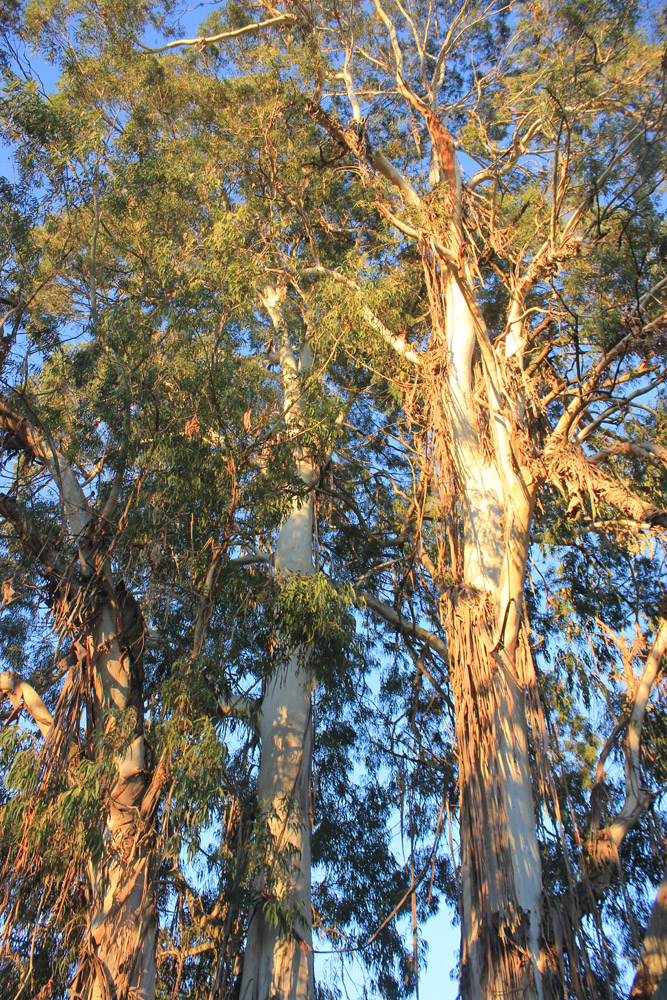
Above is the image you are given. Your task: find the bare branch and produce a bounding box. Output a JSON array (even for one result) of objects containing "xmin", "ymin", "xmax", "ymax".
[
  {"xmin": 228, "ymin": 552, "xmax": 273, "ymax": 567},
  {"xmin": 355, "ymin": 587, "xmax": 448, "ymax": 661},
  {"xmin": 576, "ymin": 376, "xmax": 667, "ymax": 444},
  {"xmin": 372, "ymin": 152, "xmax": 421, "ymax": 207},
  {"xmin": 137, "ymin": 14, "xmax": 296, "ymax": 53},
  {"xmin": 372, "ymin": 0, "xmax": 405, "ymax": 81},
  {"xmin": 589, "ymin": 442, "xmax": 667, "ymax": 468},
  {"xmin": 467, "ymin": 118, "xmax": 544, "ymax": 190},
  {"xmin": 607, "ymin": 618, "xmax": 667, "ymax": 851},
  {"xmin": 375, "ymin": 202, "xmax": 459, "ymax": 267},
  {"xmin": 100, "ymin": 347, "xmax": 131, "ymax": 524},
  {"xmin": 640, "ymin": 275, "xmax": 667, "ymax": 310},
  {"xmin": 304, "ymin": 98, "xmax": 421, "ymax": 207}
]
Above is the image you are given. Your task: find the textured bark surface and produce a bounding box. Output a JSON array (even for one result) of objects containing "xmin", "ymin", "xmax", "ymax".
[
  {"xmin": 0, "ymin": 404, "xmax": 159, "ymax": 1000},
  {"xmin": 74, "ymin": 586, "xmax": 159, "ymax": 1000},
  {"xmin": 631, "ymin": 871, "xmax": 667, "ymax": 1000},
  {"xmin": 433, "ymin": 256, "xmax": 544, "ymax": 999},
  {"xmin": 448, "ymin": 594, "xmax": 542, "ymax": 1000}
]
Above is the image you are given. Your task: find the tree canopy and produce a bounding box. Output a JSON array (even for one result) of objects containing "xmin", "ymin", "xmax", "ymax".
[{"xmin": 0, "ymin": 2, "xmax": 666, "ymax": 999}]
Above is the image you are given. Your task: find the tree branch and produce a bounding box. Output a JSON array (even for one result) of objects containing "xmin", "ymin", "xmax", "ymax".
[
  {"xmin": 0, "ymin": 401, "xmax": 90, "ymax": 539},
  {"xmin": 355, "ymin": 587, "xmax": 448, "ymax": 661},
  {"xmin": 607, "ymin": 618, "xmax": 667, "ymax": 852},
  {"xmin": 302, "ymin": 266, "xmax": 422, "ymax": 364},
  {"xmin": 100, "ymin": 348, "xmax": 132, "ymax": 524},
  {"xmin": 137, "ymin": 14, "xmax": 296, "ymax": 53},
  {"xmin": 303, "ymin": 99, "xmax": 421, "ymax": 207},
  {"xmin": 588, "ymin": 442, "xmax": 667, "ymax": 468},
  {"xmin": 547, "ymin": 444, "xmax": 667, "ymax": 531},
  {"xmin": 228, "ymin": 552, "xmax": 273, "ymax": 568},
  {"xmin": 375, "ymin": 203, "xmax": 459, "ymax": 265},
  {"xmin": 0, "ymin": 492, "xmax": 67, "ymax": 581},
  {"xmin": 0, "ymin": 670, "xmax": 54, "ymax": 739},
  {"xmin": 372, "ymin": 152, "xmax": 421, "ymax": 207}
]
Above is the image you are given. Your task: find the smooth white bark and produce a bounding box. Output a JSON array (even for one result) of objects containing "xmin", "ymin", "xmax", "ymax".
[
  {"xmin": 443, "ymin": 274, "xmax": 505, "ymax": 593},
  {"xmin": 240, "ymin": 285, "xmax": 316, "ymax": 1000},
  {"xmin": 631, "ymin": 869, "xmax": 667, "ymax": 1000}
]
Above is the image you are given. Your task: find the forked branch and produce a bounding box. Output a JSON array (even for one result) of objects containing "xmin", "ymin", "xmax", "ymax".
[
  {"xmin": 607, "ymin": 618, "xmax": 667, "ymax": 852},
  {"xmin": 0, "ymin": 670, "xmax": 54, "ymax": 739}
]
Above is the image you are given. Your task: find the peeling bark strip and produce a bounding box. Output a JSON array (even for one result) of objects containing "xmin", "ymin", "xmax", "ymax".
[
  {"xmin": 0, "ymin": 401, "xmax": 160, "ymax": 1000},
  {"xmin": 271, "ymin": 3, "xmax": 667, "ymax": 996},
  {"xmin": 415, "ymin": 150, "xmax": 546, "ymax": 995},
  {"xmin": 74, "ymin": 586, "xmax": 160, "ymax": 1000},
  {"xmin": 446, "ymin": 589, "xmax": 543, "ymax": 1000},
  {"xmin": 547, "ymin": 443, "xmax": 667, "ymax": 530}
]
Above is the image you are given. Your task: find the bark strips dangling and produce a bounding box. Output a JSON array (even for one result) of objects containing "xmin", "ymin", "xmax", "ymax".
[{"xmin": 0, "ymin": 402, "xmax": 162, "ymax": 1000}]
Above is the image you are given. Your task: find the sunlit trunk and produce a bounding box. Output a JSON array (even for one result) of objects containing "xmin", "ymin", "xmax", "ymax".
[
  {"xmin": 436, "ymin": 266, "xmax": 544, "ymax": 1000},
  {"xmin": 74, "ymin": 588, "xmax": 158, "ymax": 1000},
  {"xmin": 240, "ymin": 495, "xmax": 315, "ymax": 1000},
  {"xmin": 0, "ymin": 408, "xmax": 160, "ymax": 1000},
  {"xmin": 239, "ymin": 284, "xmax": 315, "ymax": 1000},
  {"xmin": 631, "ymin": 868, "xmax": 667, "ymax": 1000},
  {"xmin": 449, "ymin": 598, "xmax": 542, "ymax": 1000}
]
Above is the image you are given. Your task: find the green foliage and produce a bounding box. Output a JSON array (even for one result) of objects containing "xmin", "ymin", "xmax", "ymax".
[
  {"xmin": 277, "ymin": 575, "xmax": 358, "ymax": 680},
  {"xmin": 0, "ymin": 0, "xmax": 666, "ymax": 997}
]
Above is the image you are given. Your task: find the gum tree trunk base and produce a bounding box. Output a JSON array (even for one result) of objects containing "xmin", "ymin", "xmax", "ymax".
[{"xmin": 446, "ymin": 589, "xmax": 543, "ymax": 1000}]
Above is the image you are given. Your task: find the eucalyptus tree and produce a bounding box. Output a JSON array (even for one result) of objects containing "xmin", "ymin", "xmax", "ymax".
[
  {"xmin": 222, "ymin": 1, "xmax": 667, "ymax": 997},
  {"xmin": 0, "ymin": 23, "xmax": 289, "ymax": 997},
  {"xmin": 0, "ymin": 10, "xmax": 424, "ymax": 1000},
  {"xmin": 4, "ymin": 3, "xmax": 667, "ymax": 1000}
]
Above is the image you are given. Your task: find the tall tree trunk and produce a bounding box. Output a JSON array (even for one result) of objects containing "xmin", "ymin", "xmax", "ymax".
[
  {"xmin": 448, "ymin": 595, "xmax": 543, "ymax": 1000},
  {"xmin": 239, "ymin": 285, "xmax": 315, "ymax": 1000},
  {"xmin": 432, "ymin": 260, "xmax": 544, "ymax": 1000},
  {"xmin": 0, "ymin": 404, "xmax": 160, "ymax": 1000},
  {"xmin": 631, "ymin": 868, "xmax": 667, "ymax": 1000},
  {"xmin": 80, "ymin": 588, "xmax": 160, "ymax": 1000}
]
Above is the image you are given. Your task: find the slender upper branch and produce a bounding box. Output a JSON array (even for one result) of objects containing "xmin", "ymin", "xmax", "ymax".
[
  {"xmin": 100, "ymin": 348, "xmax": 131, "ymax": 523},
  {"xmin": 356, "ymin": 587, "xmax": 448, "ymax": 661},
  {"xmin": 137, "ymin": 14, "xmax": 297, "ymax": 53}
]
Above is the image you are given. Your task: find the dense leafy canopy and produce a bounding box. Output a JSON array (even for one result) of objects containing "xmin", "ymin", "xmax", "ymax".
[{"xmin": 0, "ymin": 1, "xmax": 666, "ymax": 998}]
